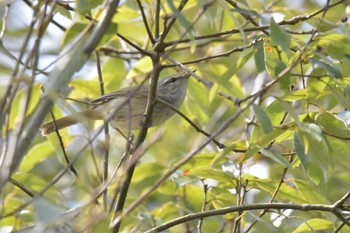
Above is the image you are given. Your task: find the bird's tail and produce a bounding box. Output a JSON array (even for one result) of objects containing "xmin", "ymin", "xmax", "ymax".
[{"xmin": 40, "ymin": 108, "xmax": 101, "ymax": 136}]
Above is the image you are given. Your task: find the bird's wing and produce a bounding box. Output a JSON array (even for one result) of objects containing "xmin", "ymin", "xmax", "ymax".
[{"xmin": 90, "ymin": 86, "xmax": 148, "ymax": 104}]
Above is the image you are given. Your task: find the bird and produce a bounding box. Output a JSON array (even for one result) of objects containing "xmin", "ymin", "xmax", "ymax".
[{"xmin": 40, "ymin": 71, "xmax": 193, "ymax": 136}]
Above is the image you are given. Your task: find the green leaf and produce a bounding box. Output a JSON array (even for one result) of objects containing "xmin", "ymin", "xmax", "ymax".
[
  {"xmin": 183, "ymin": 184, "xmax": 206, "ymax": 211},
  {"xmin": 315, "ymin": 112, "xmax": 350, "ymax": 139},
  {"xmin": 211, "ymin": 140, "xmax": 246, "ymax": 168},
  {"xmin": 112, "ymin": 4, "xmax": 140, "ymax": 22},
  {"xmin": 252, "ymin": 104, "xmax": 273, "ymax": 134},
  {"xmin": 63, "ymin": 22, "xmax": 89, "ymax": 46},
  {"xmin": 228, "ymin": 75, "xmax": 245, "ymax": 98},
  {"xmin": 93, "ymin": 57, "xmax": 126, "ymax": 93},
  {"xmin": 317, "ymin": 34, "xmax": 350, "ymax": 59},
  {"xmin": 211, "ymin": 192, "xmax": 237, "ymax": 219},
  {"xmin": 294, "ymin": 131, "xmax": 310, "ymax": 169},
  {"xmin": 311, "ymin": 18, "xmax": 338, "ymax": 32},
  {"xmin": 12, "ymin": 173, "xmax": 62, "ymax": 200},
  {"xmin": 306, "ymin": 163, "xmax": 325, "ymax": 186},
  {"xmin": 76, "ymin": 0, "xmax": 102, "ymax": 14},
  {"xmin": 167, "ymin": 0, "xmax": 195, "ymax": 50},
  {"xmin": 264, "ymin": 99, "xmax": 287, "ymax": 125},
  {"xmin": 166, "ymin": 0, "xmax": 192, "ymax": 30},
  {"xmin": 250, "ymin": 99, "xmax": 298, "ymax": 147},
  {"xmin": 254, "ymin": 42, "xmax": 265, "ymax": 73},
  {"xmin": 216, "ymin": 53, "xmax": 251, "ymax": 98},
  {"xmin": 296, "ymin": 124, "xmax": 330, "ymax": 179},
  {"xmin": 294, "ymin": 179, "xmax": 329, "ymax": 204},
  {"xmin": 247, "ymin": 213, "xmax": 277, "ymax": 231},
  {"xmin": 252, "ymin": 179, "xmax": 307, "ymax": 203},
  {"xmin": 260, "ymin": 149, "xmax": 291, "ymax": 168},
  {"xmin": 1, "ymin": 195, "xmax": 28, "ymax": 217},
  {"xmin": 293, "ymin": 218, "xmax": 334, "ymax": 233},
  {"xmin": 20, "ymin": 142, "xmax": 54, "ymax": 173},
  {"xmin": 128, "ymin": 56, "xmax": 153, "ymax": 78},
  {"xmin": 186, "ymin": 76, "xmax": 210, "ymax": 122},
  {"xmin": 172, "ymin": 174, "xmax": 198, "ymax": 189},
  {"xmin": 327, "ymin": 84, "xmax": 350, "ymax": 109},
  {"xmin": 208, "ymin": 83, "xmax": 219, "ymax": 105},
  {"xmin": 9, "ymin": 84, "xmax": 41, "ymax": 130},
  {"xmin": 185, "ymin": 167, "xmax": 236, "ymax": 183},
  {"xmin": 180, "ymin": 153, "xmax": 216, "ymax": 170},
  {"xmin": 310, "ymin": 57, "xmax": 342, "ymax": 78},
  {"xmin": 339, "ymin": 58, "xmax": 350, "ymax": 77},
  {"xmin": 69, "ymin": 79, "xmax": 102, "ymax": 99},
  {"xmin": 276, "ymin": 98, "xmax": 302, "ymax": 127},
  {"xmin": 247, "ymin": 128, "xmax": 287, "ymax": 158},
  {"xmin": 152, "ymin": 202, "xmax": 181, "ymax": 220},
  {"xmin": 326, "ymin": 136, "xmax": 350, "ymax": 169},
  {"xmin": 219, "ymin": 51, "xmax": 254, "ymax": 85},
  {"xmin": 282, "ymin": 89, "xmax": 308, "ymax": 101},
  {"xmin": 269, "ymin": 18, "xmax": 291, "ymax": 52},
  {"xmin": 263, "ymin": 39, "xmax": 290, "ymax": 90},
  {"xmin": 132, "ymin": 162, "xmax": 164, "ymax": 183},
  {"xmin": 63, "ymin": 22, "xmax": 117, "ymax": 47},
  {"xmin": 301, "ymin": 123, "xmax": 325, "ymax": 143},
  {"xmin": 55, "ymin": 5, "xmax": 73, "ymax": 19},
  {"xmin": 305, "ymin": 74, "xmax": 329, "ymax": 100}
]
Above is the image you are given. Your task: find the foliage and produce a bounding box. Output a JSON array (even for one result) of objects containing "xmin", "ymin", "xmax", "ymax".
[{"xmin": 1, "ymin": 0, "xmax": 350, "ymax": 232}]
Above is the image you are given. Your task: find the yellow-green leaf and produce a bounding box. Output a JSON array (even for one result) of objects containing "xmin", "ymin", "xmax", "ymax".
[
  {"xmin": 20, "ymin": 141, "xmax": 54, "ymax": 173},
  {"xmin": 293, "ymin": 218, "xmax": 334, "ymax": 233},
  {"xmin": 9, "ymin": 84, "xmax": 41, "ymax": 130}
]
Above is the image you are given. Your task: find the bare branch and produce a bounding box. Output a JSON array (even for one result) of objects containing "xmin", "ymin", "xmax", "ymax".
[{"xmin": 145, "ymin": 201, "xmax": 350, "ymax": 232}]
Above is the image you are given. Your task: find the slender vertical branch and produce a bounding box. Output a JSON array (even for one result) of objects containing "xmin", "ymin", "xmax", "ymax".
[
  {"xmin": 136, "ymin": 0, "xmax": 154, "ymax": 43},
  {"xmin": 49, "ymin": 109, "xmax": 79, "ymax": 177},
  {"xmin": 197, "ymin": 181, "xmax": 208, "ymax": 233},
  {"xmin": 112, "ymin": 61, "xmax": 163, "ymax": 232},
  {"xmin": 233, "ymin": 163, "xmax": 243, "ymax": 232},
  {"xmin": 96, "ymin": 51, "xmax": 110, "ymax": 209},
  {"xmin": 154, "ymin": 0, "xmax": 161, "ymax": 39}
]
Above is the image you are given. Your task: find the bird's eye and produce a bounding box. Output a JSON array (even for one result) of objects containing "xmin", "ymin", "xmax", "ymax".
[{"xmin": 170, "ymin": 77, "xmax": 177, "ymax": 83}]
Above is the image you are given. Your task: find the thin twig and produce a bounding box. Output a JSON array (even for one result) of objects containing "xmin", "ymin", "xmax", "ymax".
[
  {"xmin": 9, "ymin": 178, "xmax": 35, "ymax": 197},
  {"xmin": 225, "ymin": 0, "xmax": 269, "ymax": 36},
  {"xmin": 136, "ymin": 0, "xmax": 154, "ymax": 43},
  {"xmin": 145, "ymin": 201, "xmax": 350, "ymax": 232},
  {"xmin": 197, "ymin": 181, "xmax": 209, "ymax": 233},
  {"xmin": 116, "ymin": 33, "xmax": 153, "ymax": 57},
  {"xmin": 157, "ymin": 98, "xmax": 224, "ymax": 149},
  {"xmin": 154, "ymin": 0, "xmax": 161, "ymax": 39},
  {"xmin": 49, "ymin": 109, "xmax": 79, "ymax": 176},
  {"xmin": 96, "ymin": 51, "xmax": 110, "ymax": 209},
  {"xmin": 162, "ymin": 38, "xmax": 263, "ymax": 67}
]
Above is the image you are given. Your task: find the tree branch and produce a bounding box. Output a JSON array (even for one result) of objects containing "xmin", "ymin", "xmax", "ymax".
[
  {"xmin": 136, "ymin": 0, "xmax": 154, "ymax": 43},
  {"xmin": 145, "ymin": 201, "xmax": 350, "ymax": 232}
]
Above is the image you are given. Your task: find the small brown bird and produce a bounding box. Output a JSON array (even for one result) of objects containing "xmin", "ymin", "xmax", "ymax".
[{"xmin": 40, "ymin": 72, "xmax": 192, "ymax": 136}]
